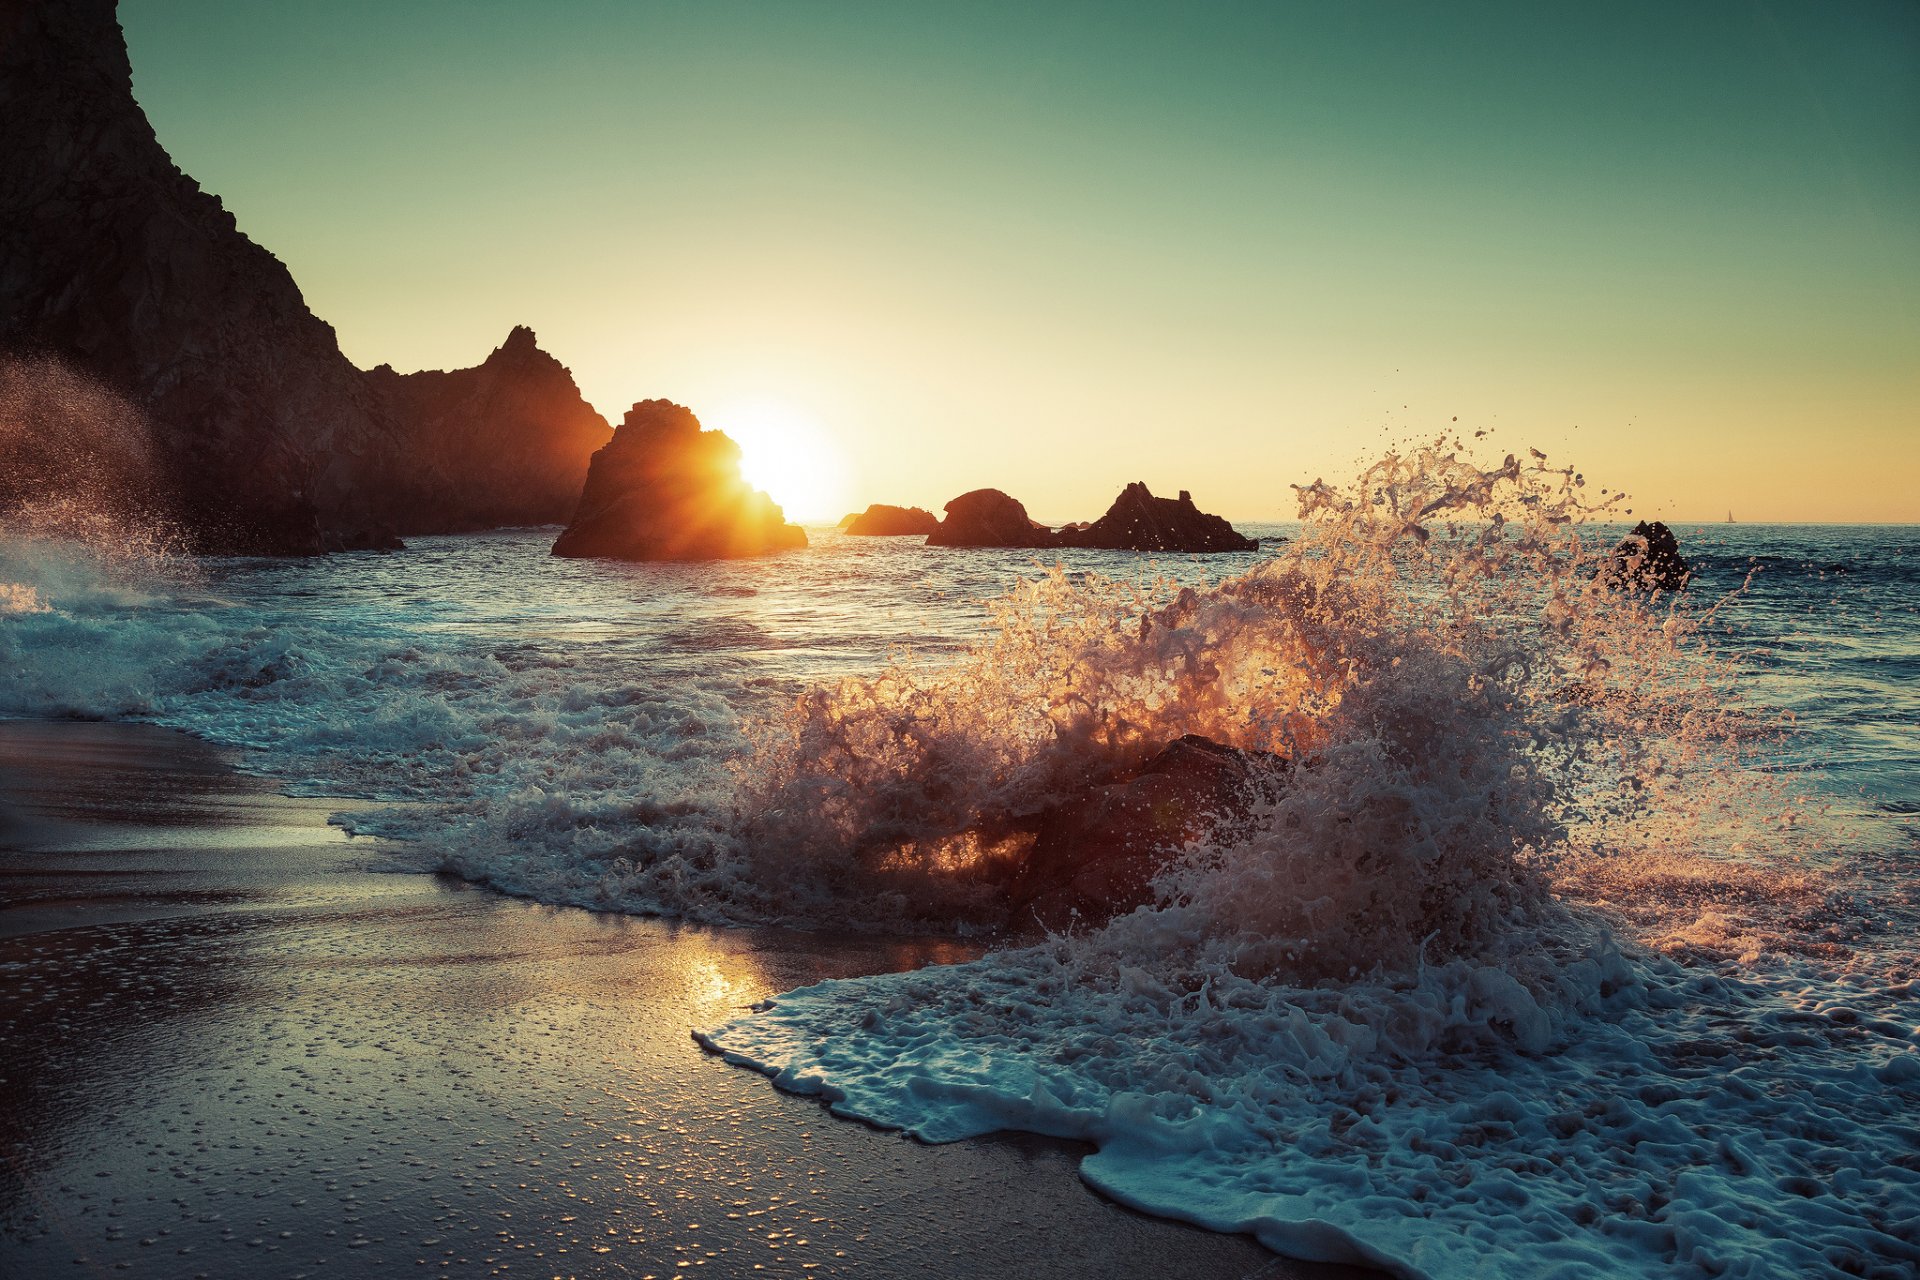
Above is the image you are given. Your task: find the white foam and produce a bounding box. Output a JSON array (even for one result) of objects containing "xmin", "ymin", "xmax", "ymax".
[{"xmin": 703, "ymin": 935, "xmax": 1920, "ymax": 1278}]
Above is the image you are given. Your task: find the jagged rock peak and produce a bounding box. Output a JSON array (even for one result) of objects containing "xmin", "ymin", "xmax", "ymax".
[
  {"xmin": 495, "ymin": 325, "xmax": 541, "ymax": 356},
  {"xmin": 1057, "ymin": 483, "xmax": 1256, "ymax": 553},
  {"xmin": 0, "ymin": 0, "xmax": 613, "ymax": 553}
]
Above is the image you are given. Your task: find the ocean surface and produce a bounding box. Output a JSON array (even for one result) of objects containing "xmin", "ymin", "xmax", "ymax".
[{"xmin": 3, "ymin": 465, "xmax": 1916, "ymax": 1279}]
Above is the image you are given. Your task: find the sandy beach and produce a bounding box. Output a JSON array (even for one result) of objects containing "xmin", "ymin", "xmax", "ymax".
[{"xmin": 0, "ymin": 719, "xmax": 1372, "ymax": 1280}]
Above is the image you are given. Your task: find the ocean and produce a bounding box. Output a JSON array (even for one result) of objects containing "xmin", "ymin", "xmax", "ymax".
[{"xmin": 2, "ymin": 452, "xmax": 1915, "ymax": 1279}]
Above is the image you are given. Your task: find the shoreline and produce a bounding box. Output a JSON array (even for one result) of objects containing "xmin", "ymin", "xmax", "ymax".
[{"xmin": 0, "ymin": 718, "xmax": 1374, "ymax": 1279}]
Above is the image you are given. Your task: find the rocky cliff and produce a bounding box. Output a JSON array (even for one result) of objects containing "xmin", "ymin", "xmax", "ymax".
[
  {"xmin": 0, "ymin": 0, "xmax": 608, "ymax": 553},
  {"xmin": 551, "ymin": 400, "xmax": 806, "ymax": 560},
  {"xmin": 366, "ymin": 327, "xmax": 610, "ymax": 533}
]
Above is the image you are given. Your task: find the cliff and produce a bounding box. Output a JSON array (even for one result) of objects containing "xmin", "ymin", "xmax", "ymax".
[
  {"xmin": 551, "ymin": 400, "xmax": 806, "ymax": 560},
  {"xmin": 366, "ymin": 327, "xmax": 610, "ymax": 533},
  {"xmin": 0, "ymin": 0, "xmax": 607, "ymax": 552}
]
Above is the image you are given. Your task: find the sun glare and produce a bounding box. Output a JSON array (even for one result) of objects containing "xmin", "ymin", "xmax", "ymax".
[{"xmin": 712, "ymin": 399, "xmax": 851, "ymax": 525}]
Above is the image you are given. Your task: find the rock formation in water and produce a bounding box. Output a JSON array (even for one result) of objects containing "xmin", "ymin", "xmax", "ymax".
[
  {"xmin": 1056, "ymin": 483, "xmax": 1257, "ymax": 553},
  {"xmin": 841, "ymin": 504, "xmax": 941, "ymax": 536},
  {"xmin": 926, "ymin": 489, "xmax": 1057, "ymax": 548},
  {"xmin": 1606, "ymin": 520, "xmax": 1690, "ymax": 591},
  {"xmin": 365, "ymin": 327, "xmax": 612, "ymax": 533},
  {"xmin": 0, "ymin": 0, "xmax": 609, "ymax": 553},
  {"xmin": 1007, "ymin": 735, "xmax": 1281, "ymax": 928},
  {"xmin": 551, "ymin": 400, "xmax": 806, "ymax": 560}
]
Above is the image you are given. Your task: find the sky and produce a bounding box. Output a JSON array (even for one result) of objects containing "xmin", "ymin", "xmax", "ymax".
[{"xmin": 120, "ymin": 0, "xmax": 1918, "ymax": 524}]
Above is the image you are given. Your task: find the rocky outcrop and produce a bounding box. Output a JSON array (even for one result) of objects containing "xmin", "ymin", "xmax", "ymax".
[
  {"xmin": 1007, "ymin": 735, "xmax": 1281, "ymax": 928},
  {"xmin": 841, "ymin": 503, "xmax": 940, "ymax": 536},
  {"xmin": 1056, "ymin": 483, "xmax": 1256, "ymax": 553},
  {"xmin": 924, "ymin": 484, "xmax": 1257, "ymax": 553},
  {"xmin": 365, "ymin": 327, "xmax": 610, "ymax": 533},
  {"xmin": 551, "ymin": 400, "xmax": 806, "ymax": 560},
  {"xmin": 1606, "ymin": 520, "xmax": 1690, "ymax": 591},
  {"xmin": 926, "ymin": 489, "xmax": 1057, "ymax": 548},
  {"xmin": 0, "ymin": 0, "xmax": 609, "ymax": 553}
]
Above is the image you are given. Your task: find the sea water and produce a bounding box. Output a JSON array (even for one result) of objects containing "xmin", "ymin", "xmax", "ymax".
[{"xmin": 1, "ymin": 449, "xmax": 1915, "ymax": 1279}]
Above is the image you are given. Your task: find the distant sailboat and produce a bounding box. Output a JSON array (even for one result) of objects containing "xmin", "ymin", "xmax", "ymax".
[{"xmin": 1727, "ymin": 510, "xmax": 1736, "ymax": 523}]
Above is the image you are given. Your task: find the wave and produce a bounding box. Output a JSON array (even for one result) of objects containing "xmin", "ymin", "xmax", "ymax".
[
  {"xmin": 700, "ymin": 444, "xmax": 1918, "ymax": 1277},
  {"xmin": 4, "ymin": 422, "xmax": 1914, "ymax": 1275}
]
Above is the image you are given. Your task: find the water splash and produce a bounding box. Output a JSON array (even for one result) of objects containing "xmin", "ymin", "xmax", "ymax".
[
  {"xmin": 704, "ymin": 444, "xmax": 1918, "ymax": 1280},
  {"xmin": 0, "ymin": 354, "xmax": 194, "ymax": 610},
  {"xmin": 732, "ymin": 441, "xmax": 1788, "ymax": 966}
]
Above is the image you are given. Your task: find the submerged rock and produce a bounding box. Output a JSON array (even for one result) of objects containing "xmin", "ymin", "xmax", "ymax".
[
  {"xmin": 552, "ymin": 400, "xmax": 806, "ymax": 560},
  {"xmin": 926, "ymin": 489, "xmax": 1057, "ymax": 548},
  {"xmin": 1008, "ymin": 735, "xmax": 1281, "ymax": 928},
  {"xmin": 1056, "ymin": 483, "xmax": 1257, "ymax": 553},
  {"xmin": 842, "ymin": 503, "xmax": 941, "ymax": 536},
  {"xmin": 1606, "ymin": 520, "xmax": 1690, "ymax": 591}
]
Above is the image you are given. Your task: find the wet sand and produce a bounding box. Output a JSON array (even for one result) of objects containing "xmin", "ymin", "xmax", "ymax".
[{"xmin": 0, "ymin": 720, "xmax": 1374, "ymax": 1280}]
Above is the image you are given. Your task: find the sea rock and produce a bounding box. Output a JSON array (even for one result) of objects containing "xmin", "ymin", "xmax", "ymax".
[
  {"xmin": 1056, "ymin": 483, "xmax": 1257, "ymax": 553},
  {"xmin": 842, "ymin": 503, "xmax": 940, "ymax": 536},
  {"xmin": 0, "ymin": 0, "xmax": 609, "ymax": 553},
  {"xmin": 926, "ymin": 489, "xmax": 1057, "ymax": 548},
  {"xmin": 1606, "ymin": 520, "xmax": 1690, "ymax": 591},
  {"xmin": 1008, "ymin": 735, "xmax": 1280, "ymax": 928},
  {"xmin": 552, "ymin": 400, "xmax": 806, "ymax": 560}
]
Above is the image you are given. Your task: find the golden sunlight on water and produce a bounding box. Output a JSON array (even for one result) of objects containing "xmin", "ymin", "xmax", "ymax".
[{"xmin": 712, "ymin": 397, "xmax": 852, "ymax": 525}]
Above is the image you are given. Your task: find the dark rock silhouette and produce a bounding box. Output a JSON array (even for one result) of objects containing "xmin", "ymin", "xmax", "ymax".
[
  {"xmin": 1056, "ymin": 483, "xmax": 1257, "ymax": 553},
  {"xmin": 926, "ymin": 489, "xmax": 1057, "ymax": 548},
  {"xmin": 366, "ymin": 326, "xmax": 611, "ymax": 533},
  {"xmin": 1606, "ymin": 520, "xmax": 1690, "ymax": 591},
  {"xmin": 842, "ymin": 504, "xmax": 940, "ymax": 536},
  {"xmin": 0, "ymin": 0, "xmax": 608, "ymax": 553},
  {"xmin": 1008, "ymin": 735, "xmax": 1281, "ymax": 928},
  {"xmin": 552, "ymin": 400, "xmax": 806, "ymax": 560}
]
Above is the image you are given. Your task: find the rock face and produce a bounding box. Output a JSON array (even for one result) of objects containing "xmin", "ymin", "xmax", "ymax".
[
  {"xmin": 1057, "ymin": 483, "xmax": 1256, "ymax": 553},
  {"xmin": 365, "ymin": 327, "xmax": 611, "ymax": 533},
  {"xmin": 1007, "ymin": 735, "xmax": 1280, "ymax": 928},
  {"xmin": 552, "ymin": 400, "xmax": 806, "ymax": 560},
  {"xmin": 0, "ymin": 0, "xmax": 609, "ymax": 553},
  {"xmin": 841, "ymin": 503, "xmax": 940, "ymax": 536},
  {"xmin": 926, "ymin": 489, "xmax": 1056, "ymax": 548},
  {"xmin": 1607, "ymin": 520, "xmax": 1690, "ymax": 591}
]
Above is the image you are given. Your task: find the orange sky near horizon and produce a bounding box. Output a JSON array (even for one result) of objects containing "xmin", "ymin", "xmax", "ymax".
[{"xmin": 120, "ymin": 1, "xmax": 1919, "ymax": 525}]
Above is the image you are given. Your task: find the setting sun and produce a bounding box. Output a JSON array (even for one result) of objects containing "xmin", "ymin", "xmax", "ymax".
[{"xmin": 711, "ymin": 398, "xmax": 851, "ymax": 525}]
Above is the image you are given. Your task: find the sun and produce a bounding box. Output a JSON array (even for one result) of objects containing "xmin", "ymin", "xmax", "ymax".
[{"xmin": 710, "ymin": 398, "xmax": 851, "ymax": 525}]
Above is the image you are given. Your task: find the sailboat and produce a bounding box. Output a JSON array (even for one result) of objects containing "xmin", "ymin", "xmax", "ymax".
[{"xmin": 1727, "ymin": 510, "xmax": 1736, "ymax": 523}]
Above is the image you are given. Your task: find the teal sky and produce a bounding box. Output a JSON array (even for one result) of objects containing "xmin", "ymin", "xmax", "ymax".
[{"xmin": 121, "ymin": 0, "xmax": 1919, "ymax": 522}]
